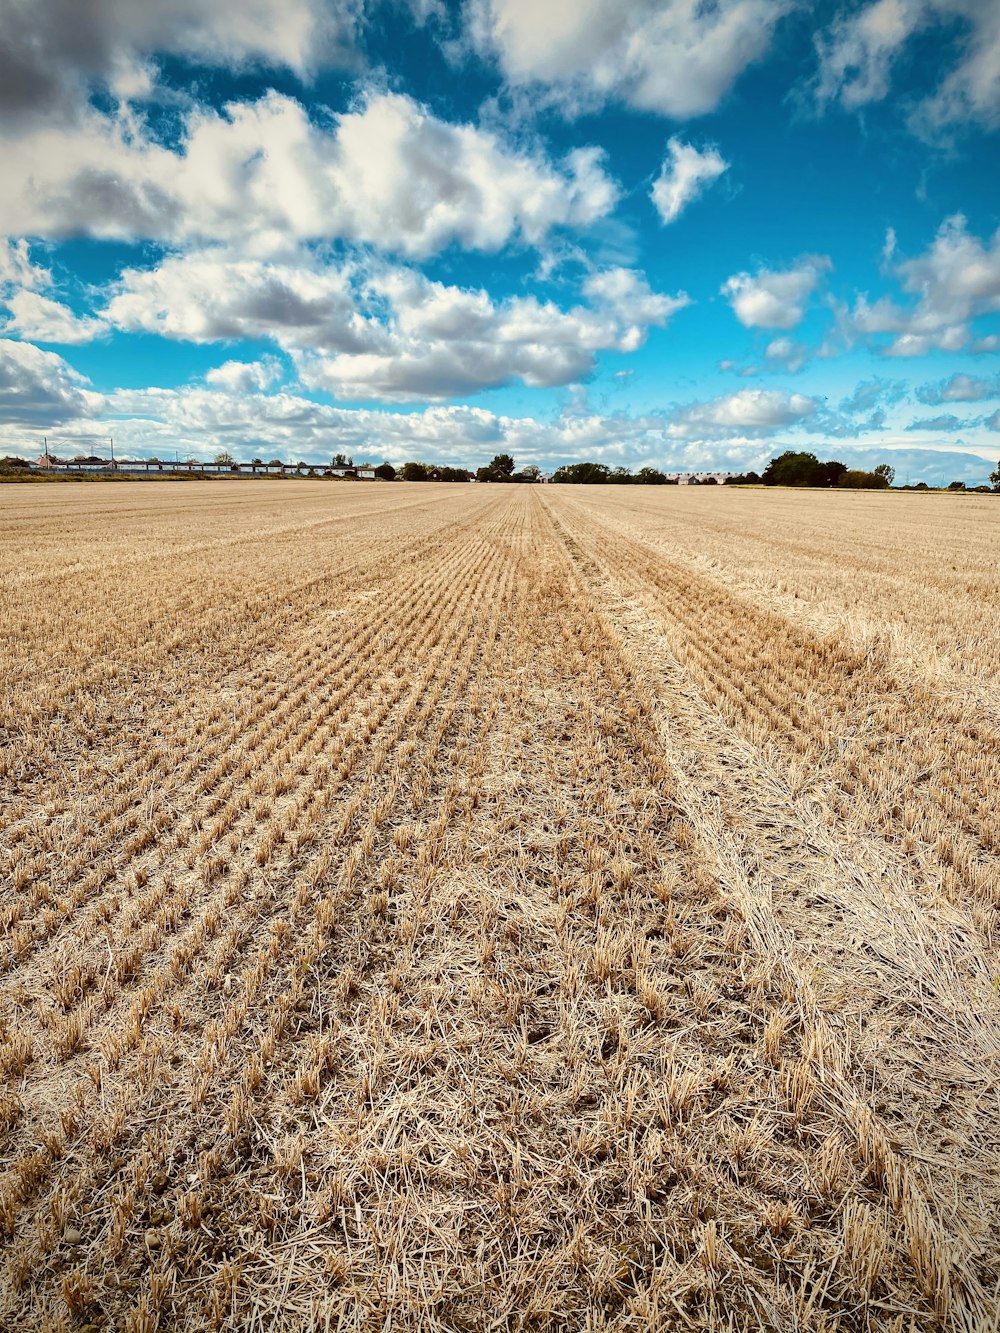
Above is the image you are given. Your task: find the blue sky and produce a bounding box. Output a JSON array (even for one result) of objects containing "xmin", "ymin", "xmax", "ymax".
[{"xmin": 1, "ymin": 0, "xmax": 999, "ymax": 480}]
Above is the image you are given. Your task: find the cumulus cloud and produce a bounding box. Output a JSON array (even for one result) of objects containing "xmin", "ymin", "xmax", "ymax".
[
  {"xmin": 916, "ymin": 370, "xmax": 1000, "ymax": 403},
  {"xmin": 0, "ymin": 339, "xmax": 101, "ymax": 425},
  {"xmin": 205, "ymin": 357, "xmax": 284, "ymax": 392},
  {"xmin": 466, "ymin": 0, "xmax": 791, "ymax": 118},
  {"xmin": 0, "ymin": 0, "xmax": 359, "ymax": 124},
  {"xmin": 0, "ymin": 90, "xmax": 619, "ymax": 258},
  {"xmin": 815, "ymin": 0, "xmax": 1000, "ymax": 132},
  {"xmin": 0, "ymin": 240, "xmax": 51, "ymax": 290},
  {"xmin": 5, "ymin": 371, "xmax": 995, "ymax": 484},
  {"xmin": 581, "ymin": 268, "xmax": 690, "ymax": 332},
  {"xmin": 763, "ymin": 336, "xmax": 809, "ymax": 372},
  {"xmin": 2, "ymin": 291, "xmax": 107, "ymax": 344},
  {"xmin": 721, "ymin": 257, "xmax": 831, "ymax": 329},
  {"xmin": 667, "ymin": 388, "xmax": 818, "ymax": 438},
  {"xmin": 851, "ymin": 215, "xmax": 1000, "ymax": 356},
  {"xmin": 105, "ymin": 251, "xmax": 370, "ymax": 348},
  {"xmin": 293, "ymin": 265, "xmax": 686, "ymax": 401},
  {"xmin": 104, "ymin": 249, "xmax": 685, "ymax": 401},
  {"xmin": 1, "ymin": 240, "xmax": 106, "ymax": 344},
  {"xmin": 650, "ymin": 138, "xmax": 728, "ymax": 224}
]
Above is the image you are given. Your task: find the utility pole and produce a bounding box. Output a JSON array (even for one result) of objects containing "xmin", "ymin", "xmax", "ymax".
[{"xmin": 109, "ymin": 435, "xmax": 115, "ymax": 466}]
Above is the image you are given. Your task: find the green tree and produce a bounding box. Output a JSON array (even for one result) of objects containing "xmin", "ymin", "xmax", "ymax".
[
  {"xmin": 551, "ymin": 462, "xmax": 611, "ymax": 484},
  {"xmin": 489, "ymin": 453, "xmax": 515, "ymax": 477},
  {"xmin": 214, "ymin": 451, "xmax": 235, "ymax": 465},
  {"xmin": 838, "ymin": 469, "xmax": 890, "ymax": 489},
  {"xmin": 762, "ymin": 451, "xmax": 852, "ymax": 487},
  {"xmin": 401, "ymin": 461, "xmax": 430, "ymax": 481},
  {"xmin": 761, "ymin": 451, "xmax": 821, "ymax": 486},
  {"xmin": 374, "ymin": 462, "xmax": 396, "ymax": 480},
  {"xmin": 874, "ymin": 463, "xmax": 895, "ymax": 486},
  {"xmin": 989, "ymin": 460, "xmax": 1000, "ymax": 491},
  {"xmin": 813, "ymin": 459, "xmax": 847, "ymax": 487}
]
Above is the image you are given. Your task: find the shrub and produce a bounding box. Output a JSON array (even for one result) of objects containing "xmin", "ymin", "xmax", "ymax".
[{"xmin": 837, "ymin": 469, "xmax": 890, "ymax": 490}]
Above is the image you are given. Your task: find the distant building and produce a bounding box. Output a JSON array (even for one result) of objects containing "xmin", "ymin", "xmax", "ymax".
[{"xmin": 667, "ymin": 471, "xmax": 735, "ymax": 485}]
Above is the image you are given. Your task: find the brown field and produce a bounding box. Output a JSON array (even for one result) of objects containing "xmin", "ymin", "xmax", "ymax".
[{"xmin": 1, "ymin": 481, "xmax": 998, "ymax": 1332}]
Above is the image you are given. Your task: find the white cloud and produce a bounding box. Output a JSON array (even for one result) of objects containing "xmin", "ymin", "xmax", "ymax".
[
  {"xmin": 650, "ymin": 138, "xmax": 728, "ymax": 224},
  {"xmin": 105, "ymin": 251, "xmax": 370, "ymax": 348},
  {"xmin": 0, "ymin": 236, "xmax": 106, "ymax": 343},
  {"xmin": 467, "ymin": 0, "xmax": 791, "ymax": 118},
  {"xmin": 0, "ymin": 339, "xmax": 101, "ymax": 425},
  {"xmin": 763, "ymin": 336, "xmax": 809, "ymax": 372},
  {"xmin": 0, "ymin": 90, "xmax": 619, "ymax": 259},
  {"xmin": 916, "ymin": 371, "xmax": 1000, "ymax": 403},
  {"xmin": 815, "ymin": 0, "xmax": 1000, "ymax": 132},
  {"xmin": 2, "ymin": 291, "xmax": 107, "ymax": 344},
  {"xmin": 104, "ymin": 249, "xmax": 684, "ymax": 401},
  {"xmin": 205, "ymin": 357, "xmax": 284, "ymax": 392},
  {"xmin": 667, "ymin": 387, "xmax": 819, "ymax": 438},
  {"xmin": 852, "ymin": 215, "xmax": 1000, "ymax": 356},
  {"xmin": 721, "ymin": 256, "xmax": 831, "ymax": 329},
  {"xmin": 0, "ymin": 240, "xmax": 51, "ymax": 290},
  {"xmin": 582, "ymin": 267, "xmax": 690, "ymax": 331},
  {"xmin": 4, "ymin": 370, "xmax": 995, "ymax": 483},
  {"xmin": 293, "ymin": 265, "xmax": 686, "ymax": 401}
]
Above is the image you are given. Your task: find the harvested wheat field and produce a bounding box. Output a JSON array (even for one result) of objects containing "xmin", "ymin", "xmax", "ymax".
[{"xmin": 1, "ymin": 480, "xmax": 999, "ymax": 1333}]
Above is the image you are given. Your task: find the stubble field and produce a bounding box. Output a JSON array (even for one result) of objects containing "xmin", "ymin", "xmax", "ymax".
[{"xmin": 1, "ymin": 481, "xmax": 998, "ymax": 1332}]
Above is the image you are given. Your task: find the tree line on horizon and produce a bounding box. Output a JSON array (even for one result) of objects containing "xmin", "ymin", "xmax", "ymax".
[
  {"xmin": 725, "ymin": 452, "xmax": 896, "ymax": 488},
  {"xmin": 727, "ymin": 451, "xmax": 1000, "ymax": 491},
  {"xmin": 4, "ymin": 447, "xmax": 999, "ymax": 491}
]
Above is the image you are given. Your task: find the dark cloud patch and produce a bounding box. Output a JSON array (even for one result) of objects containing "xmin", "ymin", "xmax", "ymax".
[
  {"xmin": 907, "ymin": 413, "xmax": 966, "ymax": 431},
  {"xmin": 0, "ymin": 0, "xmax": 361, "ymax": 123},
  {"xmin": 0, "ymin": 338, "xmax": 99, "ymax": 425}
]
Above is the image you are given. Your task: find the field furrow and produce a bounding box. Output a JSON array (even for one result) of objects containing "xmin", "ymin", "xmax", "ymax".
[{"xmin": 1, "ymin": 482, "xmax": 997, "ymax": 1332}]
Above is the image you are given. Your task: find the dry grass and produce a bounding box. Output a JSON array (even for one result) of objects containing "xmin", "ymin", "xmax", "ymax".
[{"xmin": 1, "ymin": 481, "xmax": 998, "ymax": 1331}]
